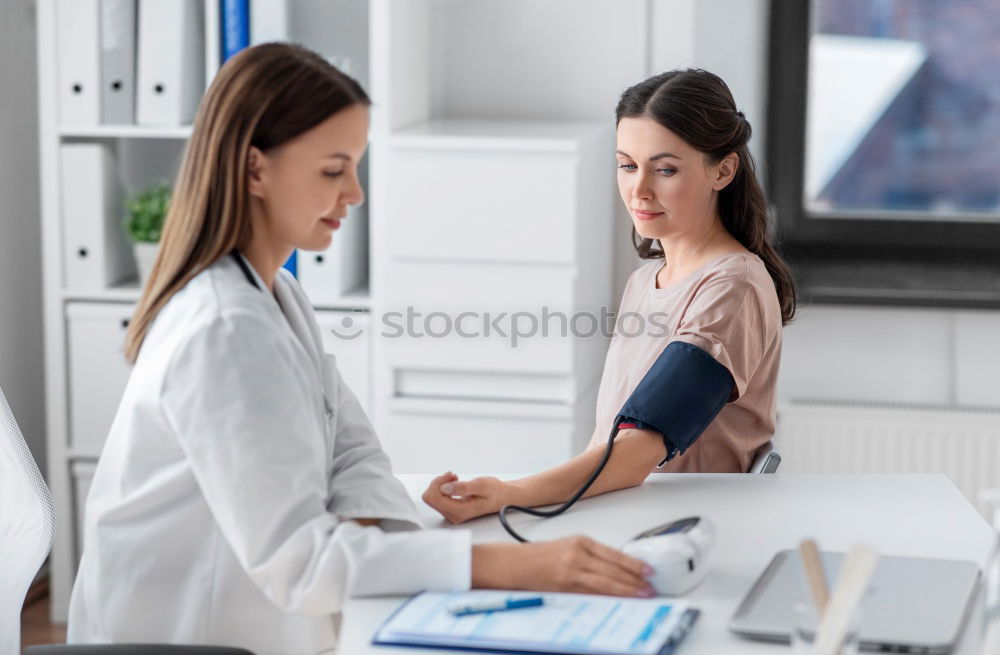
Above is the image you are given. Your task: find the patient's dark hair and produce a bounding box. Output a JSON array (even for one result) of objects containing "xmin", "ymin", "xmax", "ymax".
[{"xmin": 616, "ymin": 69, "xmax": 796, "ymax": 324}]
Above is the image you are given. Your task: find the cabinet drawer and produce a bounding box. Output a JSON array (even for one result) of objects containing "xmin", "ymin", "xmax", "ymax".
[
  {"xmin": 66, "ymin": 303, "xmax": 134, "ymax": 455},
  {"xmin": 379, "ymin": 262, "xmax": 587, "ymax": 374},
  {"xmin": 385, "ymin": 149, "xmax": 578, "ymax": 264},
  {"xmin": 315, "ymin": 310, "xmax": 372, "ymax": 416}
]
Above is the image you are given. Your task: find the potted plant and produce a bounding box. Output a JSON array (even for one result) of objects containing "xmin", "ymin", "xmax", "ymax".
[{"xmin": 124, "ymin": 182, "xmax": 170, "ymax": 285}]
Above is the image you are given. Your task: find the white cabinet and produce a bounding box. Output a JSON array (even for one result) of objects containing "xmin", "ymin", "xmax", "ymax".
[
  {"xmin": 373, "ymin": 123, "xmax": 615, "ymax": 471},
  {"xmin": 384, "ymin": 126, "xmax": 593, "ymax": 264},
  {"xmin": 65, "ymin": 303, "xmax": 133, "ymax": 455}
]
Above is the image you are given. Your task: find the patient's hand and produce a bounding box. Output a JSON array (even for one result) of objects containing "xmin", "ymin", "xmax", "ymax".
[
  {"xmin": 422, "ymin": 472, "xmax": 506, "ymax": 524},
  {"xmin": 353, "ymin": 518, "xmax": 380, "ymax": 527}
]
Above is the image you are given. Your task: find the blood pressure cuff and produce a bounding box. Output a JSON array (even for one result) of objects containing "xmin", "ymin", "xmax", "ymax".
[{"xmin": 616, "ymin": 341, "xmax": 735, "ymax": 466}]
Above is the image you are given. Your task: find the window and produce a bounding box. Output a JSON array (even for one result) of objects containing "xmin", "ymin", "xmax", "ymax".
[{"xmin": 768, "ymin": 0, "xmax": 1000, "ymax": 308}]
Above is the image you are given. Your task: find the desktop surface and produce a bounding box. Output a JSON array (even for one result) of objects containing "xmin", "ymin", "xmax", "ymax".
[{"xmin": 340, "ymin": 474, "xmax": 997, "ymax": 654}]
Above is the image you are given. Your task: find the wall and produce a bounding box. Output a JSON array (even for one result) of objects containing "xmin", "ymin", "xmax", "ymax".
[
  {"xmin": 779, "ymin": 304, "xmax": 1000, "ymax": 408},
  {"xmin": 0, "ymin": 0, "xmax": 46, "ymax": 475}
]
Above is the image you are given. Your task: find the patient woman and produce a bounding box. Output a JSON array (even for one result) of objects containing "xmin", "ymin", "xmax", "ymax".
[
  {"xmin": 424, "ymin": 69, "xmax": 796, "ymax": 524},
  {"xmin": 68, "ymin": 44, "xmax": 653, "ymax": 653}
]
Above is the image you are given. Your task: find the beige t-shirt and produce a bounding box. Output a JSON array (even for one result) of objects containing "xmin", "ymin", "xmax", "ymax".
[{"xmin": 590, "ymin": 253, "xmax": 783, "ymax": 472}]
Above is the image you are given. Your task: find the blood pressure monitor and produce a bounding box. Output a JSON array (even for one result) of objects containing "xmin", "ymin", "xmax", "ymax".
[{"xmin": 621, "ymin": 516, "xmax": 716, "ymax": 596}]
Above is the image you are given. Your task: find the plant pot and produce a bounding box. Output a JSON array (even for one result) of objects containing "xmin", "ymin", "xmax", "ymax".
[{"xmin": 133, "ymin": 242, "xmax": 160, "ymax": 287}]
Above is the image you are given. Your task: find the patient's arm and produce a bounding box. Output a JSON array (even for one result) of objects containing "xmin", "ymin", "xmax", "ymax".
[{"xmin": 422, "ymin": 428, "xmax": 665, "ymax": 524}]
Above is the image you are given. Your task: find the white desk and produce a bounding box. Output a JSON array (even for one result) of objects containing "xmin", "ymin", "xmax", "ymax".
[{"xmin": 341, "ymin": 474, "xmax": 999, "ymax": 654}]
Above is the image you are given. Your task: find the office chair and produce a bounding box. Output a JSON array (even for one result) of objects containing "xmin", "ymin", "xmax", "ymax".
[
  {"xmin": 749, "ymin": 441, "xmax": 781, "ymax": 474},
  {"xmin": 1, "ymin": 386, "xmax": 56, "ymax": 655},
  {"xmin": 0, "ymin": 386, "xmax": 254, "ymax": 655},
  {"xmin": 25, "ymin": 648, "xmax": 257, "ymax": 654}
]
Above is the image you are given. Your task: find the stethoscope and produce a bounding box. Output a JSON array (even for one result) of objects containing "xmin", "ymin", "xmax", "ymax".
[
  {"xmin": 232, "ymin": 251, "xmax": 261, "ymax": 290},
  {"xmin": 496, "ymin": 417, "xmax": 716, "ymax": 595}
]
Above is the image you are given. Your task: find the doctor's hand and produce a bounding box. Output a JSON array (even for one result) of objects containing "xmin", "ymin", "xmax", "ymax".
[
  {"xmin": 422, "ymin": 472, "xmax": 507, "ymax": 524},
  {"xmin": 472, "ymin": 537, "xmax": 656, "ymax": 598}
]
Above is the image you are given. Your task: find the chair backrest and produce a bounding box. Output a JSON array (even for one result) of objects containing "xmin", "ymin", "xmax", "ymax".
[
  {"xmin": 24, "ymin": 646, "xmax": 258, "ymax": 654},
  {"xmin": 0, "ymin": 386, "xmax": 56, "ymax": 655},
  {"xmin": 749, "ymin": 441, "xmax": 781, "ymax": 474}
]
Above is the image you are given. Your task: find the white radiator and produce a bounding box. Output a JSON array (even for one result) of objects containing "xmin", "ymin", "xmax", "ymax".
[{"xmin": 775, "ymin": 400, "xmax": 1000, "ymax": 519}]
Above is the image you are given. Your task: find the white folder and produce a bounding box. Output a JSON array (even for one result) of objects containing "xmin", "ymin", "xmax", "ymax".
[
  {"xmin": 204, "ymin": 0, "xmax": 221, "ymax": 90},
  {"xmin": 136, "ymin": 0, "xmax": 205, "ymax": 125},
  {"xmin": 60, "ymin": 143, "xmax": 135, "ymax": 289},
  {"xmin": 99, "ymin": 0, "xmax": 136, "ymax": 124},
  {"xmin": 56, "ymin": 0, "xmax": 101, "ymax": 126},
  {"xmin": 298, "ymin": 203, "xmax": 369, "ymax": 305},
  {"xmin": 250, "ymin": 0, "xmax": 290, "ymax": 45}
]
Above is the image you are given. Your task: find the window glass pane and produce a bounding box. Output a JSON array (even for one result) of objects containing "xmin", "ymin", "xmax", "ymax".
[{"xmin": 805, "ymin": 0, "xmax": 1000, "ymax": 220}]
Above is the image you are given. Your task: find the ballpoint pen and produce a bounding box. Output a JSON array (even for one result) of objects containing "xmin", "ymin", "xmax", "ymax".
[{"xmin": 448, "ymin": 596, "xmax": 545, "ymax": 617}]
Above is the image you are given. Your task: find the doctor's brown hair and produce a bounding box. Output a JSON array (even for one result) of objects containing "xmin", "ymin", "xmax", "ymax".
[
  {"xmin": 616, "ymin": 69, "xmax": 797, "ymax": 324},
  {"xmin": 124, "ymin": 43, "xmax": 370, "ymax": 363}
]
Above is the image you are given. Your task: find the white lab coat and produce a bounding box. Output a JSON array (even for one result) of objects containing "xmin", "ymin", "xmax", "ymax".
[{"xmin": 67, "ymin": 254, "xmax": 471, "ymax": 654}]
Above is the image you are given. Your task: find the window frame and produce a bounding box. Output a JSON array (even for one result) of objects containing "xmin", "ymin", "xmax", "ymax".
[{"xmin": 766, "ymin": 0, "xmax": 1000, "ymax": 309}]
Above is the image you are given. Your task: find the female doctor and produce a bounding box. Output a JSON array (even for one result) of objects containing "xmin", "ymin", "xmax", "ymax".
[{"xmin": 67, "ymin": 44, "xmax": 654, "ymax": 653}]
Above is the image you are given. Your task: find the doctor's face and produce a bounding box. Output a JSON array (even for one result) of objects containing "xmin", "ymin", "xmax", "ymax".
[
  {"xmin": 615, "ymin": 116, "xmax": 734, "ymax": 242},
  {"xmin": 248, "ymin": 103, "xmax": 369, "ymax": 252}
]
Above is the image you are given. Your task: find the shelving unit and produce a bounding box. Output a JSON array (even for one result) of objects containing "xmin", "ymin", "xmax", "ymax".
[
  {"xmin": 57, "ymin": 125, "xmax": 193, "ymax": 139},
  {"xmin": 60, "ymin": 278, "xmax": 372, "ymax": 309},
  {"xmin": 39, "ymin": 0, "xmax": 619, "ymax": 622}
]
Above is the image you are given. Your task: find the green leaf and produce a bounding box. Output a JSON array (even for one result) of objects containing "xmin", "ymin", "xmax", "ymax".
[{"xmin": 123, "ymin": 181, "xmax": 172, "ymax": 244}]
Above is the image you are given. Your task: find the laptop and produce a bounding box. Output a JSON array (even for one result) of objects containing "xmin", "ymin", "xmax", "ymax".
[{"xmin": 729, "ymin": 549, "xmax": 981, "ymax": 654}]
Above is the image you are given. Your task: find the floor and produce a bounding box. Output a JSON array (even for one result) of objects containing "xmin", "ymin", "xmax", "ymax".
[{"xmin": 21, "ymin": 593, "xmax": 66, "ymax": 650}]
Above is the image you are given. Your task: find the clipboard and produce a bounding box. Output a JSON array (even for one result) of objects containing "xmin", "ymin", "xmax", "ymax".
[{"xmin": 373, "ymin": 590, "xmax": 700, "ymax": 655}]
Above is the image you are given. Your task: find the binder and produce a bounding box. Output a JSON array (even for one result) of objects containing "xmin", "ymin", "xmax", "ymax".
[
  {"xmin": 136, "ymin": 0, "xmax": 205, "ymax": 125},
  {"xmin": 56, "ymin": 0, "xmax": 101, "ymax": 126},
  {"xmin": 221, "ymin": 0, "xmax": 250, "ymax": 61},
  {"xmin": 99, "ymin": 0, "xmax": 137, "ymax": 124},
  {"xmin": 60, "ymin": 143, "xmax": 135, "ymax": 289},
  {"xmin": 298, "ymin": 203, "xmax": 368, "ymax": 304},
  {"xmin": 250, "ymin": 0, "xmax": 290, "ymax": 45},
  {"xmin": 282, "ymin": 250, "xmax": 298, "ymax": 278},
  {"xmin": 204, "ymin": 0, "xmax": 221, "ymax": 89}
]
